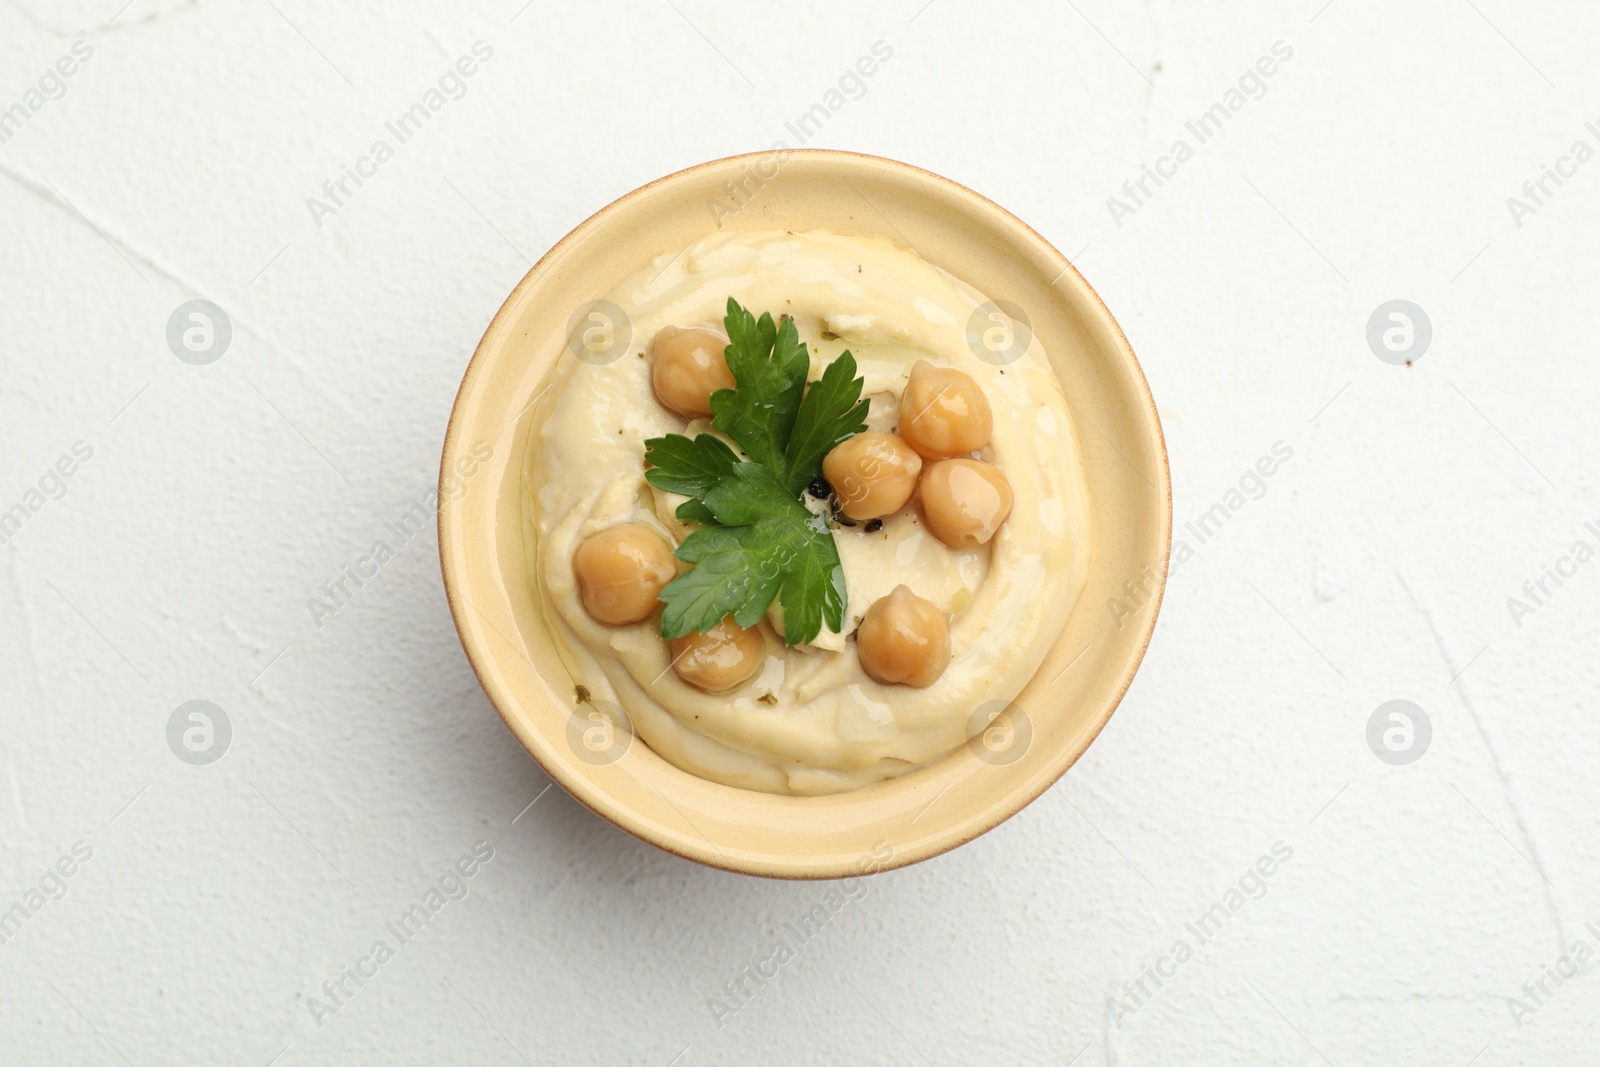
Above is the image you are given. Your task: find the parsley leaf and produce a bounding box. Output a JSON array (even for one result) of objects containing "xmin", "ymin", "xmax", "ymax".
[
  {"xmin": 640, "ymin": 432, "xmax": 739, "ymax": 499},
  {"xmin": 642, "ymin": 433, "xmax": 738, "ymax": 526},
  {"xmin": 782, "ymin": 346, "xmax": 871, "ymax": 496},
  {"xmin": 642, "ymin": 298, "xmax": 868, "ymax": 645},
  {"xmin": 711, "ymin": 300, "xmax": 809, "ymax": 475}
]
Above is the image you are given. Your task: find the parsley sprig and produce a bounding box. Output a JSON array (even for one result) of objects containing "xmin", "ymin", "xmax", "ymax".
[{"xmin": 644, "ymin": 298, "xmax": 870, "ymax": 645}]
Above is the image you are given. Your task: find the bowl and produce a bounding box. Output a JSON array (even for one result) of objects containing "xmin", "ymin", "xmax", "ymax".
[{"xmin": 438, "ymin": 150, "xmax": 1170, "ymax": 879}]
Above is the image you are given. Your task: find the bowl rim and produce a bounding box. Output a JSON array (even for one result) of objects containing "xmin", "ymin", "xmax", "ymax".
[{"xmin": 439, "ymin": 148, "xmax": 1172, "ymax": 878}]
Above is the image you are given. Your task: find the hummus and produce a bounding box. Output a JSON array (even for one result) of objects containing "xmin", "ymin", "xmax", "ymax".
[{"xmin": 523, "ymin": 230, "xmax": 1089, "ymax": 795}]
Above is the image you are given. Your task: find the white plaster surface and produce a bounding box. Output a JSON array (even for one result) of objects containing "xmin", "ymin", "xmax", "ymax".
[{"xmin": 2, "ymin": 0, "xmax": 1598, "ymax": 1063}]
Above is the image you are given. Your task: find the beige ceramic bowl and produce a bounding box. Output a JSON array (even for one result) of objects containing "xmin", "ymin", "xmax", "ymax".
[{"xmin": 439, "ymin": 150, "xmax": 1170, "ymax": 879}]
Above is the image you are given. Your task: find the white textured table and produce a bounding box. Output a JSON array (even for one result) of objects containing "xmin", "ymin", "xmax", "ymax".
[{"xmin": 2, "ymin": 1, "xmax": 1595, "ymax": 1063}]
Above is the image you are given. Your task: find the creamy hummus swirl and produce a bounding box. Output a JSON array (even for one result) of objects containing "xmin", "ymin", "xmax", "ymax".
[{"xmin": 523, "ymin": 230, "xmax": 1089, "ymax": 795}]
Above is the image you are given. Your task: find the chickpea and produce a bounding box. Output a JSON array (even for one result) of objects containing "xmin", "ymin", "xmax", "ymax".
[
  {"xmin": 857, "ymin": 585, "xmax": 950, "ymax": 688},
  {"xmin": 822, "ymin": 432, "xmax": 922, "ymax": 520},
  {"xmin": 919, "ymin": 459, "xmax": 1014, "ymax": 548},
  {"xmin": 573, "ymin": 524, "xmax": 677, "ymax": 625},
  {"xmin": 650, "ymin": 326, "xmax": 736, "ymax": 418},
  {"xmin": 899, "ymin": 360, "xmax": 993, "ymax": 459},
  {"xmin": 669, "ymin": 615, "xmax": 765, "ymax": 692}
]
